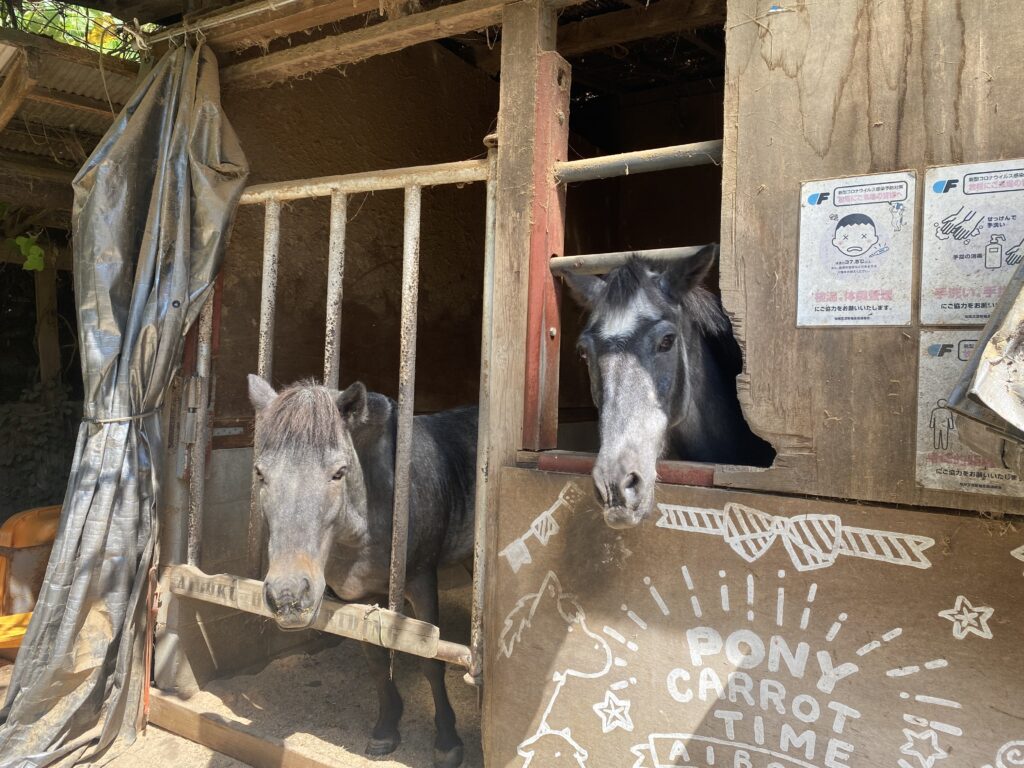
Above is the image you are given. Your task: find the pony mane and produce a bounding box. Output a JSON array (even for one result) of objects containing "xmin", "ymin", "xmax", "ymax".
[
  {"xmin": 257, "ymin": 379, "xmax": 343, "ymax": 455},
  {"xmin": 601, "ymin": 257, "xmax": 730, "ymax": 338}
]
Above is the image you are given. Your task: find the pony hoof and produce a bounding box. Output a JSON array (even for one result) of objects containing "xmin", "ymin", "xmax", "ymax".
[
  {"xmin": 434, "ymin": 744, "xmax": 464, "ymax": 768},
  {"xmin": 366, "ymin": 733, "xmax": 401, "ymax": 756}
]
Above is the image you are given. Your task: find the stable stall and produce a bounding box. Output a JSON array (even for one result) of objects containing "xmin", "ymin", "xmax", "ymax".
[{"xmin": 1, "ymin": 0, "xmax": 1021, "ymax": 766}]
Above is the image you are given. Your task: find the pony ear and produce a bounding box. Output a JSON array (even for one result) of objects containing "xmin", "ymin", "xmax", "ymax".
[
  {"xmin": 247, "ymin": 374, "xmax": 277, "ymax": 413},
  {"xmin": 336, "ymin": 382, "xmax": 368, "ymax": 425},
  {"xmin": 561, "ymin": 272, "xmax": 605, "ymax": 309},
  {"xmin": 658, "ymin": 244, "xmax": 718, "ymax": 300}
]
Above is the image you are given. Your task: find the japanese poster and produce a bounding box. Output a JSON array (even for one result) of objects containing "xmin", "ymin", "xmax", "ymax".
[
  {"xmin": 797, "ymin": 171, "xmax": 915, "ymax": 327},
  {"xmin": 921, "ymin": 159, "xmax": 1024, "ymax": 325},
  {"xmin": 916, "ymin": 330, "xmax": 1024, "ymax": 495}
]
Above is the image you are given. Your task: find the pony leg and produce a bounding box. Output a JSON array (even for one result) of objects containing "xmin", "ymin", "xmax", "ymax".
[
  {"xmin": 408, "ymin": 572, "xmax": 464, "ymax": 768},
  {"xmin": 362, "ymin": 633, "xmax": 404, "ymax": 755}
]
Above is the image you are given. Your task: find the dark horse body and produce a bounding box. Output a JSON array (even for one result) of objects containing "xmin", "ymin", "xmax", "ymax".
[
  {"xmin": 248, "ymin": 375, "xmax": 476, "ymax": 768},
  {"xmin": 565, "ymin": 245, "xmax": 773, "ymax": 528}
]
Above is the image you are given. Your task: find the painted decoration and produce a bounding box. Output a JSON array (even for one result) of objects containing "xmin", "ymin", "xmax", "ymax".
[
  {"xmin": 797, "ymin": 171, "xmax": 915, "ymax": 326},
  {"xmin": 916, "ymin": 330, "xmax": 1024, "ymax": 496},
  {"xmin": 921, "ymin": 159, "xmax": 1024, "ymax": 325},
  {"xmin": 487, "ymin": 469, "xmax": 1024, "ymax": 768}
]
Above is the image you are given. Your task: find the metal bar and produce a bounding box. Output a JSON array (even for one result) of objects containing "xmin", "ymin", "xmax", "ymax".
[
  {"xmin": 550, "ymin": 245, "xmax": 711, "ymax": 275},
  {"xmin": 239, "ymin": 160, "xmax": 487, "ymax": 205},
  {"xmin": 388, "ymin": 186, "xmax": 421, "ymax": 615},
  {"xmin": 323, "ymin": 191, "xmax": 348, "ymax": 389},
  {"xmin": 164, "ymin": 564, "xmax": 472, "ymax": 667},
  {"xmin": 246, "ymin": 200, "xmax": 281, "ymax": 578},
  {"xmin": 186, "ymin": 299, "xmax": 215, "ymax": 567},
  {"xmin": 554, "ymin": 140, "xmax": 723, "ymax": 184},
  {"xmin": 467, "ymin": 137, "xmax": 498, "ymax": 686},
  {"xmin": 533, "ymin": 450, "xmax": 716, "ymax": 487}
]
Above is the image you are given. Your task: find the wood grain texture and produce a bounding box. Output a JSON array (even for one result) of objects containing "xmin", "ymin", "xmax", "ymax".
[
  {"xmin": 0, "ymin": 51, "xmax": 36, "ymax": 133},
  {"xmin": 719, "ymin": 0, "xmax": 1024, "ymax": 514},
  {"xmin": 481, "ymin": 0, "xmax": 558, "ymax": 748}
]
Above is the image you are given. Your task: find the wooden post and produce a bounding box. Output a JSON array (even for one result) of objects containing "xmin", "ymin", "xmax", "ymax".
[
  {"xmin": 480, "ymin": 0, "xmax": 560, "ymax": 748},
  {"xmin": 521, "ymin": 52, "xmax": 570, "ymax": 450},
  {"xmin": 34, "ymin": 255, "xmax": 60, "ymax": 398}
]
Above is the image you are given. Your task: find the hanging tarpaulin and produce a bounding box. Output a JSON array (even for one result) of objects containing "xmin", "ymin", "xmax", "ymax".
[
  {"xmin": 0, "ymin": 42, "xmax": 248, "ymax": 766},
  {"xmin": 948, "ymin": 262, "xmax": 1024, "ymax": 478}
]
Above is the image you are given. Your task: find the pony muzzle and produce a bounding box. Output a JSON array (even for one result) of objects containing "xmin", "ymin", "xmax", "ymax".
[
  {"xmin": 592, "ymin": 459, "xmax": 654, "ymax": 529},
  {"xmin": 263, "ymin": 571, "xmax": 324, "ymax": 630}
]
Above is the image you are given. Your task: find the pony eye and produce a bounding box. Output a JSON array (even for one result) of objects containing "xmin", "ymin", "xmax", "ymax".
[
  {"xmin": 332, "ymin": 466, "xmax": 348, "ymax": 481},
  {"xmin": 657, "ymin": 333, "xmax": 676, "ymax": 353},
  {"xmin": 254, "ymin": 466, "xmax": 265, "ymax": 483},
  {"xmin": 577, "ymin": 345, "xmax": 588, "ymax": 362}
]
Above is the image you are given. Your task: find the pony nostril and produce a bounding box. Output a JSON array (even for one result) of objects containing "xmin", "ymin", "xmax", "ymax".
[
  {"xmin": 591, "ymin": 475, "xmax": 608, "ymax": 505},
  {"xmin": 264, "ymin": 583, "xmax": 278, "ymax": 613},
  {"xmin": 620, "ymin": 472, "xmax": 643, "ymax": 506}
]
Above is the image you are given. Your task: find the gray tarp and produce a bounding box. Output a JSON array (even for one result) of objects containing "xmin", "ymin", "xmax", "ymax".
[
  {"xmin": 949, "ymin": 262, "xmax": 1024, "ymax": 476},
  {"xmin": 0, "ymin": 42, "xmax": 248, "ymax": 766}
]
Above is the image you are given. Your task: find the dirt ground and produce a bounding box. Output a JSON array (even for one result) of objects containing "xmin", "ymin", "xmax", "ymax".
[{"xmin": 0, "ymin": 584, "xmax": 481, "ymax": 768}]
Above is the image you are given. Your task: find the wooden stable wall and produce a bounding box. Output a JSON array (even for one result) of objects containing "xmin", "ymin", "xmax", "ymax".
[
  {"xmin": 486, "ymin": 469, "xmax": 1024, "ymax": 768},
  {"xmin": 718, "ymin": 0, "xmax": 1024, "ymax": 515}
]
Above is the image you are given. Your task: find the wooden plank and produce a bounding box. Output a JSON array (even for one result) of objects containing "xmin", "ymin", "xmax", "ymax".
[
  {"xmin": 24, "ymin": 85, "xmax": 120, "ymax": 119},
  {"xmin": 33, "ymin": 259, "xmax": 60, "ymax": 393},
  {"xmin": 0, "ymin": 51, "xmax": 37, "ymax": 133},
  {"xmin": 486, "ymin": 467, "xmax": 1024, "ymax": 767},
  {"xmin": 166, "ymin": 0, "xmax": 382, "ymax": 53},
  {"xmin": 719, "ymin": 0, "xmax": 1023, "ymax": 515},
  {"xmin": 558, "ymin": 0, "xmax": 724, "ymax": 57},
  {"xmin": 165, "ymin": 564, "xmax": 444, "ymax": 660},
  {"xmin": 221, "ymin": 0, "xmax": 511, "ymax": 89},
  {"xmin": 149, "ymin": 691, "xmax": 340, "ymax": 768},
  {"xmin": 480, "ymin": 0, "xmax": 558, "ymax": 745},
  {"xmin": 475, "ymin": 0, "xmax": 725, "ymax": 73},
  {"xmin": 521, "ymin": 51, "xmax": 570, "ymax": 450}
]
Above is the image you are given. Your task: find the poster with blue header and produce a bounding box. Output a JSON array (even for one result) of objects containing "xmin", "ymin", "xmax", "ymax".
[
  {"xmin": 797, "ymin": 171, "xmax": 915, "ymax": 327},
  {"xmin": 922, "ymin": 159, "xmax": 1024, "ymax": 325}
]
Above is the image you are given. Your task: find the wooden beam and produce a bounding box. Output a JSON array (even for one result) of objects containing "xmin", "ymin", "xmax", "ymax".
[
  {"xmin": 521, "ymin": 51, "xmax": 569, "ymax": 450},
  {"xmin": 480, "ymin": 0, "xmax": 558, "ymax": 745},
  {"xmin": 559, "ymin": 0, "xmax": 724, "ymax": 57},
  {"xmin": 0, "ymin": 51, "xmax": 38, "ymax": 133},
  {"xmin": 149, "ymin": 692, "xmax": 340, "ymax": 768},
  {"xmin": 476, "ymin": 0, "xmax": 726, "ymax": 72},
  {"xmin": 162, "ymin": 0, "xmax": 382, "ymax": 53},
  {"xmin": 25, "ymin": 85, "xmax": 121, "ymax": 120},
  {"xmin": 34, "ymin": 260, "xmax": 61, "ymax": 395},
  {"xmin": 0, "ymin": 29, "xmax": 138, "ymax": 81},
  {"xmin": 222, "ymin": 0, "xmax": 508, "ymax": 88}
]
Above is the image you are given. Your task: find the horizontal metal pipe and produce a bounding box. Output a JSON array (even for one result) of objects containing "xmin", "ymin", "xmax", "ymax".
[
  {"xmin": 554, "ymin": 140, "xmax": 722, "ymax": 184},
  {"xmin": 534, "ymin": 451, "xmax": 716, "ymax": 487},
  {"xmin": 550, "ymin": 245, "xmax": 711, "ymax": 275},
  {"xmin": 239, "ymin": 159, "xmax": 488, "ymax": 204}
]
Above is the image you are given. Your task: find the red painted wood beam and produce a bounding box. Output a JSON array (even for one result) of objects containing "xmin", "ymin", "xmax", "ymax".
[{"xmin": 521, "ymin": 52, "xmax": 571, "ymax": 451}]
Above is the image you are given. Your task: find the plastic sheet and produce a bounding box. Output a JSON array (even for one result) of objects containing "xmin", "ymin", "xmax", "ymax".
[{"xmin": 0, "ymin": 42, "xmax": 248, "ymax": 766}]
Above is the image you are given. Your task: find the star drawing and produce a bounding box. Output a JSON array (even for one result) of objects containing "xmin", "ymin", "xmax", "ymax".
[
  {"xmin": 592, "ymin": 690, "xmax": 633, "ymax": 734},
  {"xmin": 900, "ymin": 728, "xmax": 948, "ymax": 768},
  {"xmin": 938, "ymin": 595, "xmax": 994, "ymax": 640}
]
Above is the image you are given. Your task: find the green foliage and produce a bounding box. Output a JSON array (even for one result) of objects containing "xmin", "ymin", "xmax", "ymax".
[
  {"xmin": 13, "ymin": 234, "xmax": 46, "ymax": 271},
  {"xmin": 1, "ymin": 1, "xmax": 150, "ymax": 60}
]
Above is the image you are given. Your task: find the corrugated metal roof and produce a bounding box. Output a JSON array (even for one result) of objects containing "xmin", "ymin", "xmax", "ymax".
[{"xmin": 0, "ymin": 31, "xmax": 138, "ymax": 198}]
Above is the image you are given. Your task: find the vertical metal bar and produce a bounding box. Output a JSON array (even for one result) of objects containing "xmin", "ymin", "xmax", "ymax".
[
  {"xmin": 323, "ymin": 190, "xmax": 348, "ymax": 389},
  {"xmin": 186, "ymin": 299, "xmax": 214, "ymax": 567},
  {"xmin": 467, "ymin": 138, "xmax": 499, "ymax": 685},
  {"xmin": 247, "ymin": 199, "xmax": 281, "ymax": 578},
  {"xmin": 388, "ymin": 186, "xmax": 421, "ymax": 614}
]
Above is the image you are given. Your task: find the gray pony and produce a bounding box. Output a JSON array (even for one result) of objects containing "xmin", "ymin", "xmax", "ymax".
[{"xmin": 248, "ymin": 375, "xmax": 475, "ymax": 768}]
